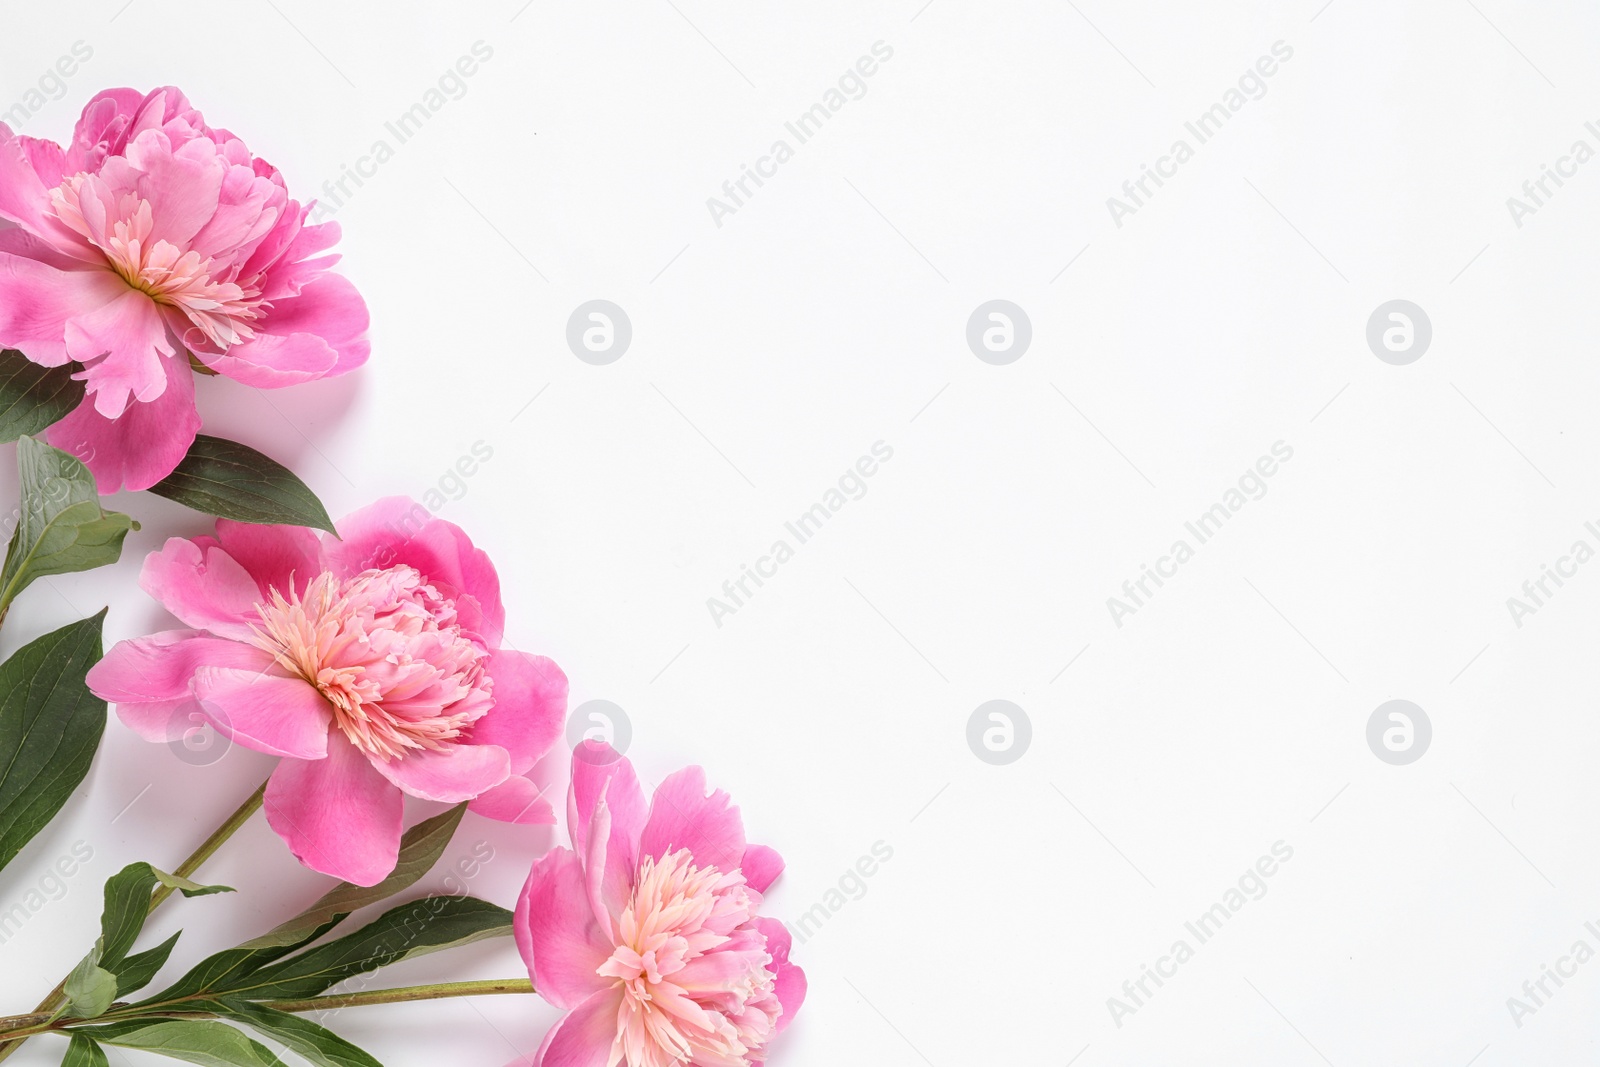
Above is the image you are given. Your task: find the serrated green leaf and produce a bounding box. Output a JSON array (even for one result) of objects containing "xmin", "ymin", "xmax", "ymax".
[
  {"xmin": 0, "ymin": 438, "xmax": 136, "ymax": 618},
  {"xmin": 0, "ymin": 612, "xmax": 106, "ymax": 875},
  {"xmin": 74, "ymin": 1019, "xmax": 286, "ymax": 1067},
  {"xmin": 0, "ymin": 350, "xmax": 83, "ymax": 444},
  {"xmin": 241, "ymin": 804, "xmax": 466, "ymax": 951},
  {"xmin": 61, "ymin": 1033, "xmax": 108, "ymax": 1067},
  {"xmin": 147, "ymin": 435, "xmax": 335, "ymax": 533},
  {"xmin": 64, "ymin": 951, "xmax": 117, "ymax": 1019},
  {"xmin": 205, "ymin": 1000, "xmax": 382, "ymax": 1067}
]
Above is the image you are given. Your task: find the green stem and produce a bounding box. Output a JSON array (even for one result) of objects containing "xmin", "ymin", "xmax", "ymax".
[
  {"xmin": 260, "ymin": 979, "xmax": 535, "ymax": 1015},
  {"xmin": 0, "ymin": 980, "xmax": 537, "ymax": 1042},
  {"xmin": 0, "ymin": 778, "xmax": 269, "ymax": 1062}
]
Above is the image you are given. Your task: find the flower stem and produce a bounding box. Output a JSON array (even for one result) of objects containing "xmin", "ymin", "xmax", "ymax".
[
  {"xmin": 0, "ymin": 778, "xmax": 269, "ymax": 1062},
  {"xmin": 261, "ymin": 979, "xmax": 535, "ymax": 1015}
]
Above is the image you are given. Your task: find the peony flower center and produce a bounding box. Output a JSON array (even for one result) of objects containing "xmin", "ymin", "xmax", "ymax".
[
  {"xmin": 50, "ymin": 172, "xmax": 265, "ymax": 349},
  {"xmin": 249, "ymin": 566, "xmax": 493, "ymax": 761},
  {"xmin": 596, "ymin": 849, "xmax": 780, "ymax": 1067}
]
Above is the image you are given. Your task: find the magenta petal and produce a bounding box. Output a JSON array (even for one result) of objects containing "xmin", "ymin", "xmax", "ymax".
[
  {"xmin": 213, "ymin": 272, "xmax": 368, "ymax": 385},
  {"xmin": 516, "ymin": 847, "xmax": 615, "ymax": 1011},
  {"xmin": 567, "ymin": 749, "xmax": 647, "ymax": 921},
  {"xmin": 66, "ymin": 290, "xmax": 175, "ymax": 417},
  {"xmin": 639, "ymin": 766, "xmax": 748, "ymax": 874},
  {"xmin": 137, "ymin": 537, "xmax": 260, "ymax": 639},
  {"xmin": 0, "ymin": 252, "xmax": 122, "ymax": 365},
  {"xmin": 755, "ymin": 917, "xmax": 807, "ymax": 1033},
  {"xmin": 46, "ymin": 352, "xmax": 199, "ymax": 492},
  {"xmin": 475, "ymin": 651, "xmax": 567, "ymax": 774},
  {"xmin": 369, "ymin": 742, "xmax": 510, "ymax": 803},
  {"xmin": 264, "ymin": 733, "xmax": 403, "ymax": 886},
  {"xmin": 213, "ymin": 519, "xmax": 323, "ymax": 600},
  {"xmin": 191, "ymin": 668, "xmax": 331, "ymax": 759},
  {"xmin": 88, "ymin": 630, "xmax": 269, "ymax": 741},
  {"xmin": 325, "ymin": 498, "xmax": 506, "ymax": 646},
  {"xmin": 469, "ymin": 775, "xmax": 555, "ymax": 825},
  {"xmin": 530, "ymin": 988, "xmax": 623, "ymax": 1067},
  {"xmin": 741, "ymin": 844, "xmax": 785, "ymax": 894}
]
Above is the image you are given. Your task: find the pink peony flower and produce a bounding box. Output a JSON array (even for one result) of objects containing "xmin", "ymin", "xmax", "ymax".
[
  {"xmin": 516, "ymin": 746, "xmax": 806, "ymax": 1067},
  {"xmin": 0, "ymin": 87, "xmax": 369, "ymax": 492},
  {"xmin": 88, "ymin": 497, "xmax": 566, "ymax": 886}
]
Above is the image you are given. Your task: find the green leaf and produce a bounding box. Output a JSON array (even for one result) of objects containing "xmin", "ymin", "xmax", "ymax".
[
  {"xmin": 64, "ymin": 949, "xmax": 118, "ymax": 1019},
  {"xmin": 0, "ymin": 612, "xmax": 106, "ymax": 874},
  {"xmin": 242, "ymin": 896, "xmax": 513, "ymax": 1000},
  {"xmin": 74, "ymin": 1019, "xmax": 286, "ymax": 1067},
  {"xmin": 115, "ymin": 932, "xmax": 182, "ymax": 998},
  {"xmin": 92, "ymin": 862, "xmax": 231, "ymax": 995},
  {"xmin": 0, "ymin": 438, "xmax": 137, "ymax": 617},
  {"xmin": 0, "ymin": 350, "xmax": 83, "ymax": 444},
  {"xmin": 61, "ymin": 1034, "xmax": 109, "ymax": 1067},
  {"xmin": 207, "ymin": 1000, "xmax": 382, "ymax": 1067},
  {"xmin": 147, "ymin": 435, "xmax": 335, "ymax": 534},
  {"xmin": 241, "ymin": 804, "xmax": 466, "ymax": 951}
]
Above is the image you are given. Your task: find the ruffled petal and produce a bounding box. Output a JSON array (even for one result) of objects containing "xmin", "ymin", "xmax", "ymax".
[
  {"xmin": 87, "ymin": 630, "xmax": 270, "ymax": 741},
  {"xmin": 639, "ymin": 766, "xmax": 747, "ymax": 874},
  {"xmin": 208, "ymin": 272, "xmax": 368, "ymax": 386},
  {"xmin": 212, "ymin": 519, "xmax": 323, "ymax": 600},
  {"xmin": 137, "ymin": 536, "xmax": 261, "ymax": 639},
  {"xmin": 474, "ymin": 651, "xmax": 566, "ymax": 774},
  {"xmin": 45, "ymin": 344, "xmax": 199, "ymax": 492}
]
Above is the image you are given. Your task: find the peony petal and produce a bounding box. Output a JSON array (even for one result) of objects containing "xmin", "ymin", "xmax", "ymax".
[
  {"xmin": 88, "ymin": 630, "xmax": 271, "ymax": 742},
  {"xmin": 45, "ymin": 342, "xmax": 199, "ymax": 492},
  {"xmin": 474, "ymin": 651, "xmax": 566, "ymax": 774},
  {"xmin": 741, "ymin": 844, "xmax": 785, "ymax": 894},
  {"xmin": 212, "ymin": 519, "xmax": 323, "ymax": 600},
  {"xmin": 210, "ymin": 272, "xmax": 368, "ymax": 386},
  {"xmin": 529, "ymin": 988, "xmax": 624, "ymax": 1067},
  {"xmin": 755, "ymin": 917, "xmax": 807, "ymax": 1032},
  {"xmin": 325, "ymin": 498, "xmax": 506, "ymax": 645},
  {"xmin": 516, "ymin": 847, "xmax": 615, "ymax": 1010},
  {"xmin": 469, "ymin": 774, "xmax": 556, "ymax": 825},
  {"xmin": 137, "ymin": 536, "xmax": 261, "ymax": 639},
  {"xmin": 264, "ymin": 732, "xmax": 403, "ymax": 886},
  {"xmin": 567, "ymin": 748, "xmax": 648, "ymax": 924},
  {"xmin": 66, "ymin": 289, "xmax": 176, "ymax": 417},
  {"xmin": 639, "ymin": 766, "xmax": 747, "ymax": 875},
  {"xmin": 0, "ymin": 251, "xmax": 124, "ymax": 365},
  {"xmin": 191, "ymin": 667, "xmax": 331, "ymax": 759},
  {"xmin": 368, "ymin": 741, "xmax": 510, "ymax": 803}
]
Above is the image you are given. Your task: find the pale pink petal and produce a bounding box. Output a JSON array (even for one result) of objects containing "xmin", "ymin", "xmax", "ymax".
[
  {"xmin": 368, "ymin": 741, "xmax": 510, "ymax": 803},
  {"xmin": 474, "ymin": 651, "xmax": 566, "ymax": 774},
  {"xmin": 516, "ymin": 847, "xmax": 615, "ymax": 1010},
  {"xmin": 136, "ymin": 537, "xmax": 261, "ymax": 640},
  {"xmin": 741, "ymin": 844, "xmax": 785, "ymax": 894},
  {"xmin": 87, "ymin": 630, "xmax": 271, "ymax": 741},
  {"xmin": 567, "ymin": 748, "xmax": 648, "ymax": 922},
  {"xmin": 530, "ymin": 988, "xmax": 624, "ymax": 1067},
  {"xmin": 44, "ymin": 351, "xmax": 199, "ymax": 492},
  {"xmin": 66, "ymin": 289, "xmax": 176, "ymax": 417},
  {"xmin": 121, "ymin": 128, "xmax": 224, "ymax": 248},
  {"xmin": 639, "ymin": 766, "xmax": 748, "ymax": 874},
  {"xmin": 264, "ymin": 732, "xmax": 403, "ymax": 886},
  {"xmin": 469, "ymin": 774, "xmax": 555, "ymax": 824},
  {"xmin": 191, "ymin": 667, "xmax": 331, "ymax": 759},
  {"xmin": 212, "ymin": 519, "xmax": 322, "ymax": 600}
]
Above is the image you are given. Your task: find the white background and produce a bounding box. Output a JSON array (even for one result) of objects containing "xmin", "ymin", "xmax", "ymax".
[{"xmin": 3, "ymin": 0, "xmax": 1600, "ymax": 1064}]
